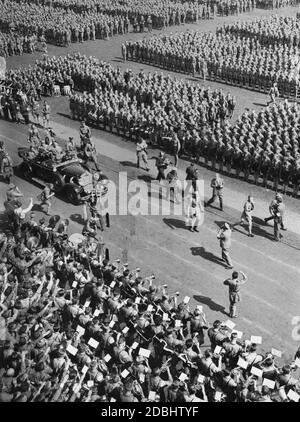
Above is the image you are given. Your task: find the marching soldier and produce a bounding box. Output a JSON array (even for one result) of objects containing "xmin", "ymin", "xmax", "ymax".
[
  {"xmin": 233, "ymin": 195, "xmax": 255, "ymax": 237},
  {"xmin": 156, "ymin": 152, "xmax": 170, "ymax": 182},
  {"xmin": 217, "ymin": 223, "xmax": 233, "ymax": 269},
  {"xmin": 223, "ymin": 271, "xmax": 248, "ymax": 318},
  {"xmin": 185, "ymin": 192, "xmax": 204, "ymax": 232},
  {"xmin": 166, "ymin": 166, "xmax": 181, "ymax": 204},
  {"xmin": 185, "ymin": 162, "xmax": 196, "ymax": 181},
  {"xmin": 136, "ymin": 137, "xmax": 149, "ymax": 171},
  {"xmin": 273, "ymin": 206, "xmax": 283, "ymax": 242},
  {"xmin": 264, "ymin": 194, "xmax": 287, "ymax": 237},
  {"xmin": 205, "ymin": 173, "xmax": 224, "ymax": 211}
]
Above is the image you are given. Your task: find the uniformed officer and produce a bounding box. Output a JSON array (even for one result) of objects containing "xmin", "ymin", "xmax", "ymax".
[
  {"xmin": 136, "ymin": 137, "xmax": 149, "ymax": 171},
  {"xmin": 79, "ymin": 121, "xmax": 91, "ymax": 148},
  {"xmin": 185, "ymin": 162, "xmax": 196, "ymax": 181},
  {"xmin": 121, "ymin": 43, "xmax": 127, "ymax": 62},
  {"xmin": 170, "ymin": 130, "xmax": 181, "ymax": 167},
  {"xmin": 166, "ymin": 166, "xmax": 181, "ymax": 204},
  {"xmin": 264, "ymin": 193, "xmax": 286, "ymax": 230},
  {"xmin": 233, "ymin": 195, "xmax": 255, "ymax": 237},
  {"xmin": 156, "ymin": 152, "xmax": 170, "ymax": 182},
  {"xmin": 65, "ymin": 137, "xmax": 78, "ymax": 160},
  {"xmin": 0, "ymin": 151, "xmax": 13, "ymax": 184},
  {"xmin": 217, "ymin": 223, "xmax": 233, "ymax": 269},
  {"xmin": 84, "ymin": 139, "xmax": 99, "ymax": 171},
  {"xmin": 186, "ymin": 191, "xmax": 204, "ymax": 232},
  {"xmin": 269, "ymin": 83, "xmax": 279, "ymax": 104},
  {"xmin": 42, "ymin": 100, "xmax": 51, "ymax": 128},
  {"xmin": 205, "ymin": 173, "xmax": 224, "ymax": 211},
  {"xmin": 223, "ymin": 271, "xmax": 248, "ymax": 318},
  {"xmin": 38, "ymin": 183, "xmax": 55, "ymax": 216}
]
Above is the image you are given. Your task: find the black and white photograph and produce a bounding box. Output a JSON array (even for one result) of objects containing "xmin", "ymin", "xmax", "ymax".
[{"xmin": 0, "ymin": 0, "xmax": 300, "ymax": 408}]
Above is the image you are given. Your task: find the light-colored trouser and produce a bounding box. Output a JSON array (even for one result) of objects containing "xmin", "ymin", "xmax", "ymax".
[
  {"xmin": 222, "ymin": 248, "xmax": 233, "ymax": 267},
  {"xmin": 137, "ymin": 151, "xmax": 148, "ymax": 168}
]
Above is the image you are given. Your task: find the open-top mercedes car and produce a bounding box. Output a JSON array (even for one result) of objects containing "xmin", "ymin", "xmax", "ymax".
[{"xmin": 18, "ymin": 147, "xmax": 108, "ymax": 205}]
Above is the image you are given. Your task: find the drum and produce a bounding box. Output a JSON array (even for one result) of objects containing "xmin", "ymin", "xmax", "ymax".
[{"xmin": 69, "ymin": 233, "xmax": 86, "ymax": 246}]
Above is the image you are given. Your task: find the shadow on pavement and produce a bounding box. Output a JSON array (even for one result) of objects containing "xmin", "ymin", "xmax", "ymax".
[
  {"xmin": 137, "ymin": 174, "xmax": 153, "ymax": 184},
  {"xmin": 193, "ymin": 294, "xmax": 228, "ymax": 316},
  {"xmin": 120, "ymin": 160, "xmax": 137, "ymax": 169},
  {"xmin": 57, "ymin": 112, "xmax": 72, "ymax": 120},
  {"xmin": 190, "ymin": 246, "xmax": 226, "ymax": 267},
  {"xmin": 253, "ymin": 102, "xmax": 267, "ymax": 107},
  {"xmin": 214, "ymin": 220, "xmax": 228, "ymax": 229},
  {"xmin": 163, "ymin": 218, "xmax": 186, "ymax": 230}
]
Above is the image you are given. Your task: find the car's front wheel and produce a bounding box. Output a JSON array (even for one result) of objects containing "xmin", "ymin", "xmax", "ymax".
[
  {"xmin": 52, "ymin": 173, "xmax": 65, "ymax": 192},
  {"xmin": 65, "ymin": 187, "xmax": 81, "ymax": 205}
]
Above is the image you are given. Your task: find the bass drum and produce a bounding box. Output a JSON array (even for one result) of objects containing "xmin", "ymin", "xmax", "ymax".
[
  {"xmin": 69, "ymin": 233, "xmax": 86, "ymax": 246},
  {"xmin": 65, "ymin": 185, "xmax": 81, "ymax": 205}
]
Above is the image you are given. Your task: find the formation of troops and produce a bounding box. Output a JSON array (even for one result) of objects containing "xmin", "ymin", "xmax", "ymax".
[
  {"xmin": 219, "ymin": 15, "xmax": 300, "ymax": 46},
  {"xmin": 0, "ymin": 33, "xmax": 43, "ymax": 58},
  {"xmin": 257, "ymin": 0, "xmax": 300, "ymax": 8},
  {"xmin": 0, "ymin": 0, "xmax": 298, "ymax": 55},
  {"xmin": 200, "ymin": 101, "xmax": 300, "ymax": 194},
  {"xmin": 1, "ymin": 50, "xmax": 300, "ymax": 195},
  {"xmin": 0, "ymin": 1, "xmax": 130, "ymax": 47},
  {"xmin": 126, "ymin": 28, "xmax": 300, "ymax": 98},
  {"xmin": 5, "ymin": 0, "xmax": 259, "ymax": 31}
]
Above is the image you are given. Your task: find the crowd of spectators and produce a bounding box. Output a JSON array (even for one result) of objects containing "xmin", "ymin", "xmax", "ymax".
[
  {"xmin": 0, "ymin": 180, "xmax": 300, "ymax": 402},
  {"xmin": 126, "ymin": 29, "xmax": 300, "ymax": 98}
]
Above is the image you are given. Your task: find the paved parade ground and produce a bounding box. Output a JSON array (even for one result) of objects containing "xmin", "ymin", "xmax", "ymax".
[{"xmin": 1, "ymin": 4, "xmax": 300, "ymax": 362}]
